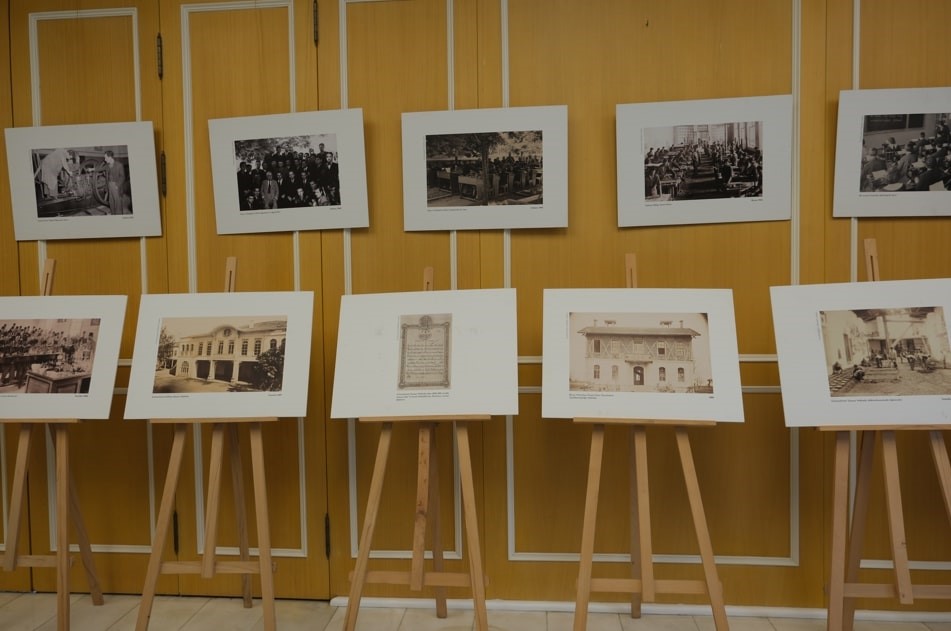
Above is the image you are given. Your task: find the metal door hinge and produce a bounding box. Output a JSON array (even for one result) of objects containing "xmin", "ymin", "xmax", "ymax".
[
  {"xmin": 172, "ymin": 510, "xmax": 180, "ymax": 555},
  {"xmin": 160, "ymin": 152, "xmax": 167, "ymax": 197},
  {"xmin": 156, "ymin": 33, "xmax": 164, "ymax": 79},
  {"xmin": 313, "ymin": 0, "xmax": 319, "ymax": 45}
]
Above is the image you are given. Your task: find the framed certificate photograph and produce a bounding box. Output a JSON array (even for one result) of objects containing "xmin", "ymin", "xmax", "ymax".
[
  {"xmin": 208, "ymin": 108, "xmax": 369, "ymax": 234},
  {"xmin": 125, "ymin": 291, "xmax": 314, "ymax": 419},
  {"xmin": 331, "ymin": 288, "xmax": 518, "ymax": 418},
  {"xmin": 833, "ymin": 87, "xmax": 951, "ymax": 217},
  {"xmin": 542, "ymin": 288, "xmax": 744, "ymax": 422},
  {"xmin": 401, "ymin": 105, "xmax": 567, "ymax": 231},
  {"xmin": 5, "ymin": 121, "xmax": 161, "ymax": 240},
  {"xmin": 0, "ymin": 295, "xmax": 126, "ymax": 419},
  {"xmin": 771, "ymin": 278, "xmax": 951, "ymax": 427},
  {"xmin": 616, "ymin": 94, "xmax": 793, "ymax": 228}
]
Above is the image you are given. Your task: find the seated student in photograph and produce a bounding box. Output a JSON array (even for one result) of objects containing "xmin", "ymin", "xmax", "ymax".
[
  {"xmin": 860, "ymin": 147, "xmax": 886, "ymax": 191},
  {"xmin": 915, "ymin": 155, "xmax": 945, "ymax": 190}
]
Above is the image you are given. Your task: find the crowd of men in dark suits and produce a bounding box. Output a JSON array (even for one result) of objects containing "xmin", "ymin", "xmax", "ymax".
[{"xmin": 236, "ymin": 144, "xmax": 340, "ymax": 210}]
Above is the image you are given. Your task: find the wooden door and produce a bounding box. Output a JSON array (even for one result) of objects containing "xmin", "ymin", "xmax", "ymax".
[
  {"xmin": 158, "ymin": 0, "xmax": 329, "ymax": 598},
  {"xmin": 8, "ymin": 0, "xmax": 170, "ymax": 595}
]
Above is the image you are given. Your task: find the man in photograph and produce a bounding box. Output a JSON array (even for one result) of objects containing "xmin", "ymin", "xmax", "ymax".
[
  {"xmin": 261, "ymin": 171, "xmax": 279, "ymax": 209},
  {"xmin": 37, "ymin": 148, "xmax": 72, "ymax": 199},
  {"xmin": 103, "ymin": 150, "xmax": 126, "ymax": 215}
]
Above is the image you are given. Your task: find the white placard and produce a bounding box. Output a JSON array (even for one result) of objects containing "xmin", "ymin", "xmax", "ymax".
[
  {"xmin": 833, "ymin": 87, "xmax": 951, "ymax": 217},
  {"xmin": 0, "ymin": 295, "xmax": 126, "ymax": 419},
  {"xmin": 771, "ymin": 279, "xmax": 951, "ymax": 427},
  {"xmin": 401, "ymin": 105, "xmax": 567, "ymax": 231},
  {"xmin": 125, "ymin": 291, "xmax": 314, "ymax": 419},
  {"xmin": 331, "ymin": 288, "xmax": 518, "ymax": 418},
  {"xmin": 616, "ymin": 94, "xmax": 792, "ymax": 227},
  {"xmin": 5, "ymin": 121, "xmax": 161, "ymax": 240},
  {"xmin": 542, "ymin": 288, "xmax": 744, "ymax": 422},
  {"xmin": 208, "ymin": 109, "xmax": 369, "ymax": 234}
]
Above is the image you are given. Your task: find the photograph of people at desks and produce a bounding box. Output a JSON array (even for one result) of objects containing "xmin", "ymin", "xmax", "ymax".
[{"xmin": 860, "ymin": 112, "xmax": 951, "ymax": 192}]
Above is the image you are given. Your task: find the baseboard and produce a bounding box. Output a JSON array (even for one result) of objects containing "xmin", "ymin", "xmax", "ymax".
[{"xmin": 327, "ymin": 596, "xmax": 951, "ymax": 623}]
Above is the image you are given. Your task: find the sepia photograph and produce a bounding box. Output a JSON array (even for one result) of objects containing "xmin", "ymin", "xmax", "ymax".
[
  {"xmin": 820, "ymin": 306, "xmax": 951, "ymax": 397},
  {"xmin": 834, "ymin": 87, "xmax": 951, "ymax": 217},
  {"xmin": 153, "ymin": 316, "xmax": 288, "ymax": 394},
  {"xmin": 398, "ymin": 313, "xmax": 451, "ymax": 389},
  {"xmin": 5, "ymin": 121, "xmax": 161, "ymax": 241},
  {"xmin": 542, "ymin": 288, "xmax": 744, "ymax": 422},
  {"xmin": 0, "ymin": 318, "xmax": 101, "ymax": 395},
  {"xmin": 0, "ymin": 295, "xmax": 126, "ymax": 419},
  {"xmin": 642, "ymin": 122, "xmax": 763, "ymax": 202},
  {"xmin": 617, "ymin": 95, "xmax": 792, "ymax": 228},
  {"xmin": 568, "ymin": 312, "xmax": 713, "ymax": 394},
  {"xmin": 208, "ymin": 109, "xmax": 369, "ymax": 234},
  {"xmin": 771, "ymin": 278, "xmax": 951, "ymax": 427},
  {"xmin": 125, "ymin": 291, "xmax": 314, "ymax": 419},
  {"xmin": 331, "ymin": 288, "xmax": 517, "ymax": 418},
  {"xmin": 402, "ymin": 105, "xmax": 567, "ymax": 231},
  {"xmin": 425, "ymin": 131, "xmax": 542, "ymax": 208}
]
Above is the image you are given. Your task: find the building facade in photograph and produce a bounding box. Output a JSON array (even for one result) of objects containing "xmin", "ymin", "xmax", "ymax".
[
  {"xmin": 167, "ymin": 320, "xmax": 286, "ymax": 385},
  {"xmin": 574, "ymin": 320, "xmax": 708, "ymax": 392}
]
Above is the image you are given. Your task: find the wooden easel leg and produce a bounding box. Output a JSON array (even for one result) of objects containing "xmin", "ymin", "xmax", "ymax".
[
  {"xmin": 633, "ymin": 427, "xmax": 654, "ymax": 603},
  {"xmin": 227, "ymin": 424, "xmax": 253, "ymax": 608},
  {"xmin": 4, "ymin": 425, "xmax": 34, "ymax": 572},
  {"xmin": 66, "ymin": 474, "xmax": 103, "ymax": 605},
  {"xmin": 427, "ymin": 424, "xmax": 448, "ymax": 618},
  {"xmin": 841, "ymin": 430, "xmax": 875, "ymax": 631},
  {"xmin": 828, "ymin": 431, "xmax": 851, "ymax": 631},
  {"xmin": 881, "ymin": 430, "xmax": 913, "ymax": 604},
  {"xmin": 455, "ymin": 422, "xmax": 488, "ymax": 631},
  {"xmin": 675, "ymin": 428, "xmax": 728, "ymax": 631},
  {"xmin": 202, "ymin": 424, "xmax": 226, "ymax": 579},
  {"xmin": 928, "ymin": 430, "xmax": 951, "ymax": 524},
  {"xmin": 627, "ymin": 427, "xmax": 642, "ymax": 619},
  {"xmin": 53, "ymin": 425, "xmax": 70, "ymax": 631},
  {"xmin": 573, "ymin": 424, "xmax": 605, "ymax": 631},
  {"xmin": 136, "ymin": 424, "xmax": 188, "ymax": 631},
  {"xmin": 43, "ymin": 424, "xmax": 103, "ymax": 607},
  {"xmin": 249, "ymin": 423, "xmax": 275, "ymax": 631},
  {"xmin": 411, "ymin": 423, "xmax": 432, "ymax": 592},
  {"xmin": 345, "ymin": 422, "xmax": 394, "ymax": 631}
]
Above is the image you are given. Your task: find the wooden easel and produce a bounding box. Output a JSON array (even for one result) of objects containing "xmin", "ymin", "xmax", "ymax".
[
  {"xmin": 573, "ymin": 253, "xmax": 729, "ymax": 631},
  {"xmin": 344, "ymin": 267, "xmax": 490, "ymax": 631},
  {"xmin": 136, "ymin": 257, "xmax": 277, "ymax": 631},
  {"xmin": 825, "ymin": 239, "xmax": 951, "ymax": 630},
  {"xmin": 0, "ymin": 258, "xmax": 104, "ymax": 631}
]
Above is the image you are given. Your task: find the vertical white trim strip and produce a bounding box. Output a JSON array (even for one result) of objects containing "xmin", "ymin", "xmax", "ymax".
[
  {"xmin": 849, "ymin": 0, "xmax": 860, "ymax": 284},
  {"xmin": 181, "ymin": 6, "xmax": 199, "ymax": 295},
  {"xmin": 790, "ymin": 0, "xmax": 802, "ymax": 286}
]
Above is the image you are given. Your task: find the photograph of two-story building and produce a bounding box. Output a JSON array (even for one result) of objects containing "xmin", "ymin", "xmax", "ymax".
[
  {"xmin": 569, "ymin": 312, "xmax": 713, "ymax": 393},
  {"xmin": 155, "ymin": 315, "xmax": 288, "ymax": 393}
]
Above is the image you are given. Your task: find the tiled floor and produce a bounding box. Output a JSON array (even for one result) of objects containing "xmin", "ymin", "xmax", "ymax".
[{"xmin": 0, "ymin": 592, "xmax": 949, "ymax": 630}]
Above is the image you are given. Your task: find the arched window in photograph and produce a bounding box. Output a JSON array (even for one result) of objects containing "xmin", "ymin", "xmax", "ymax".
[
  {"xmin": 254, "ymin": 339, "xmax": 262, "ymax": 356},
  {"xmin": 678, "ymin": 367, "xmax": 685, "ymax": 382},
  {"xmin": 659, "ymin": 366, "xmax": 666, "ymax": 381},
  {"xmin": 241, "ymin": 340, "xmax": 248, "ymax": 356},
  {"xmin": 269, "ymin": 338, "xmax": 277, "ymax": 351},
  {"xmin": 593, "ymin": 364, "xmax": 600, "ymax": 379}
]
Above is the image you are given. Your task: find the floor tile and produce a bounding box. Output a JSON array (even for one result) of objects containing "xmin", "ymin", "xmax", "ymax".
[
  {"xmin": 0, "ymin": 593, "xmax": 59, "ymax": 631},
  {"xmin": 695, "ymin": 616, "xmax": 775, "ymax": 630},
  {"xmin": 34, "ymin": 594, "xmax": 138, "ymax": 631},
  {"xmin": 180, "ymin": 597, "xmax": 263, "ymax": 630},
  {"xmin": 110, "ymin": 595, "xmax": 210, "ymax": 631},
  {"xmin": 768, "ymin": 618, "xmax": 826, "ymax": 631},
  {"xmin": 324, "ymin": 605, "xmax": 405, "ymax": 631},
  {"xmin": 853, "ymin": 621, "xmax": 930, "ymax": 630},
  {"xmin": 484, "ymin": 609, "xmax": 547, "ymax": 631},
  {"xmin": 619, "ymin": 613, "xmax": 700, "ymax": 630},
  {"xmin": 548, "ymin": 610, "xmax": 622, "ymax": 631},
  {"xmin": 398, "ymin": 607, "xmax": 473, "ymax": 630}
]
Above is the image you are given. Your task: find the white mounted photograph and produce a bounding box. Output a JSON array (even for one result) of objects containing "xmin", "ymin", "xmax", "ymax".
[
  {"xmin": 616, "ymin": 94, "xmax": 793, "ymax": 227},
  {"xmin": 331, "ymin": 288, "xmax": 518, "ymax": 418},
  {"xmin": 833, "ymin": 87, "xmax": 951, "ymax": 217},
  {"xmin": 771, "ymin": 278, "xmax": 951, "ymax": 427},
  {"xmin": 125, "ymin": 291, "xmax": 314, "ymax": 419},
  {"xmin": 0, "ymin": 295, "xmax": 126, "ymax": 419},
  {"xmin": 401, "ymin": 105, "xmax": 567, "ymax": 231},
  {"xmin": 208, "ymin": 109, "xmax": 369, "ymax": 234},
  {"xmin": 541, "ymin": 288, "xmax": 744, "ymax": 422},
  {"xmin": 5, "ymin": 121, "xmax": 161, "ymax": 240}
]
